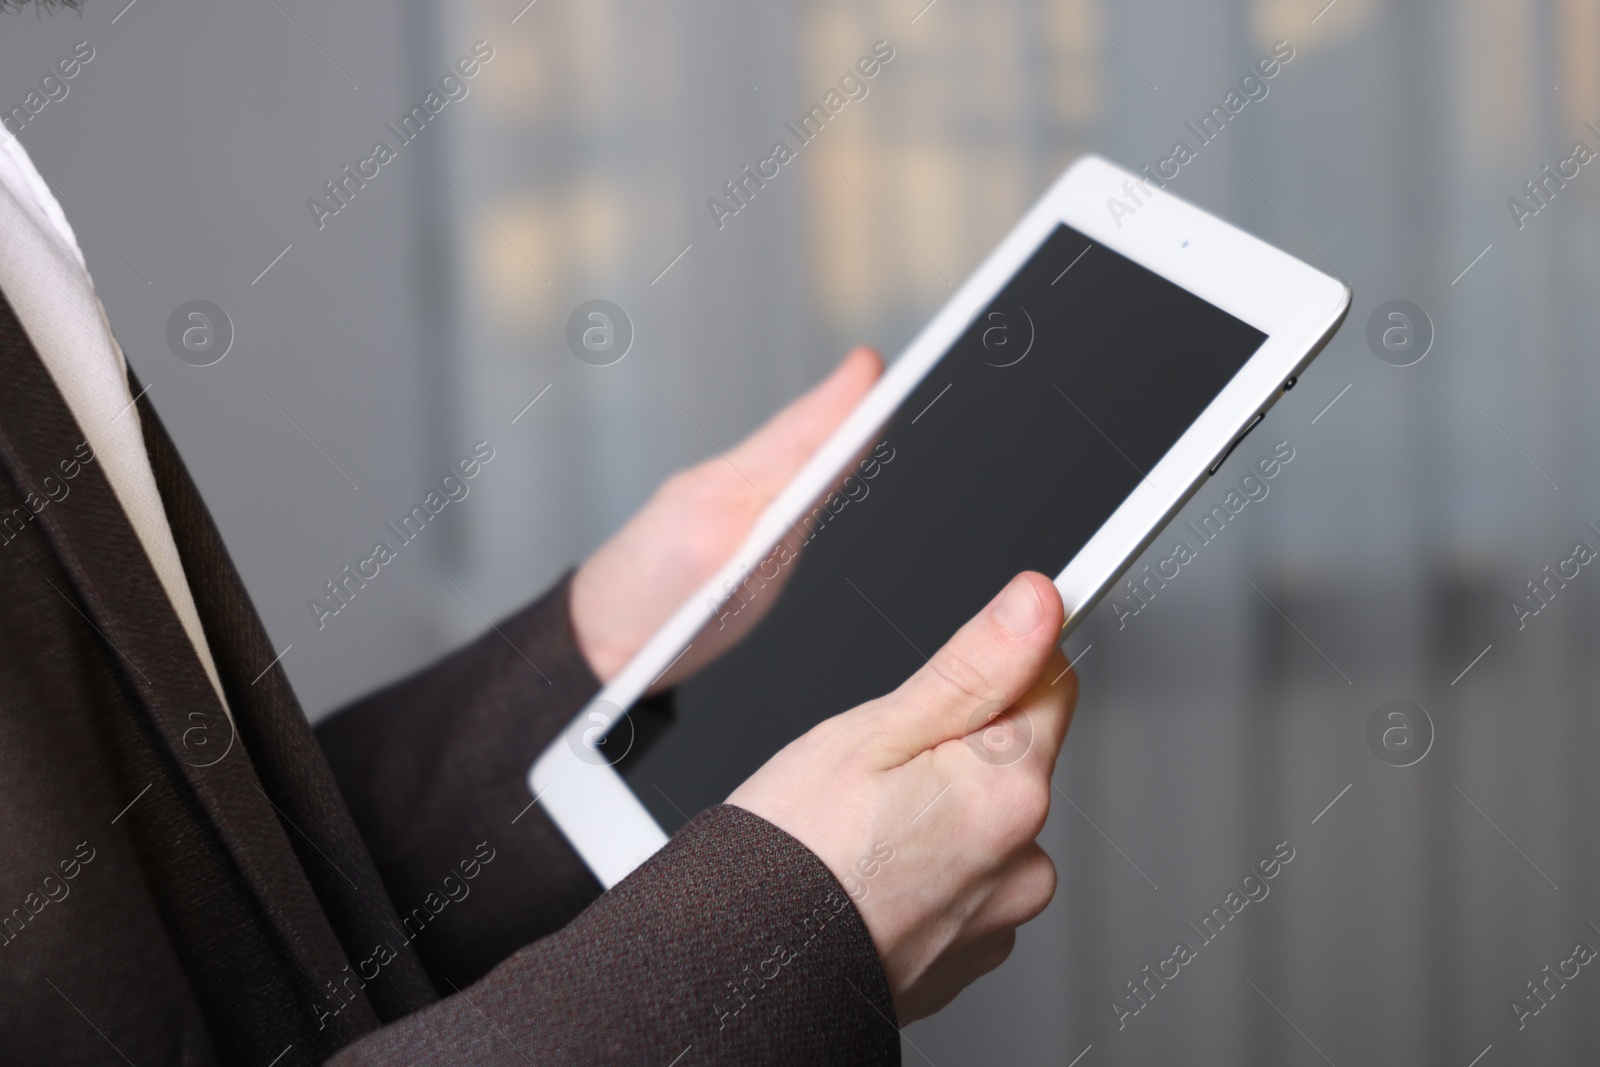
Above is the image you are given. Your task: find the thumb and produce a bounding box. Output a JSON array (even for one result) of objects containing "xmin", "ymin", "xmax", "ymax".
[{"xmin": 872, "ymin": 572, "xmax": 1064, "ymax": 760}]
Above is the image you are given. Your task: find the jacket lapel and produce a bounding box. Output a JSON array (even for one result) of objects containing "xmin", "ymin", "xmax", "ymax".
[
  {"xmin": 132, "ymin": 365, "xmax": 439, "ymax": 1021},
  {"xmin": 0, "ymin": 291, "xmax": 423, "ymax": 1049}
]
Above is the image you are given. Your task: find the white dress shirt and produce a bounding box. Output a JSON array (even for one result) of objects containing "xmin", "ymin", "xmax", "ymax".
[{"xmin": 0, "ymin": 129, "xmax": 229, "ymax": 710}]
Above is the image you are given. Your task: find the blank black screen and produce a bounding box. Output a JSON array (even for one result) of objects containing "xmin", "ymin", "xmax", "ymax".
[{"xmin": 616, "ymin": 224, "xmax": 1267, "ymax": 831}]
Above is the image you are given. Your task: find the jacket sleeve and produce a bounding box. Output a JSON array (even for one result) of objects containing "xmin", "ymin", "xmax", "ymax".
[
  {"xmin": 326, "ymin": 803, "xmax": 902, "ymax": 1066},
  {"xmin": 314, "ymin": 569, "xmax": 673, "ymax": 988}
]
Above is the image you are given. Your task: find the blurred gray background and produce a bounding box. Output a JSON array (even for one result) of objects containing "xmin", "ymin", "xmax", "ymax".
[{"xmin": 4, "ymin": 0, "xmax": 1598, "ymax": 1062}]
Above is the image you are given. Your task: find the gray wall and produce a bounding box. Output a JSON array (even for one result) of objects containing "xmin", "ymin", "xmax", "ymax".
[{"xmin": 5, "ymin": 0, "xmax": 1600, "ymax": 1062}]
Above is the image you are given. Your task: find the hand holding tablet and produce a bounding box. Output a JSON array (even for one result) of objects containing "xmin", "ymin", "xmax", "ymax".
[
  {"xmin": 569, "ymin": 347, "xmax": 885, "ymax": 690},
  {"xmin": 727, "ymin": 571, "xmax": 1076, "ymax": 1022}
]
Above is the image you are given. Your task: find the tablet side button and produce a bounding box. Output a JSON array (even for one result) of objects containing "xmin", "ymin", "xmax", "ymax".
[{"xmin": 1209, "ymin": 411, "xmax": 1266, "ymax": 476}]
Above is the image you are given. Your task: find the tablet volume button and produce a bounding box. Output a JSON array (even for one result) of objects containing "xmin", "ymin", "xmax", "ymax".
[{"xmin": 1209, "ymin": 411, "xmax": 1265, "ymax": 476}]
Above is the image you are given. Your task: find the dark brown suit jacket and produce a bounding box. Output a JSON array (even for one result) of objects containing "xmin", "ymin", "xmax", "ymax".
[{"xmin": 0, "ymin": 292, "xmax": 899, "ymax": 1065}]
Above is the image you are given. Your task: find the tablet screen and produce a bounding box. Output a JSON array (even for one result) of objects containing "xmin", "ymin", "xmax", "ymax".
[{"xmin": 614, "ymin": 222, "xmax": 1267, "ymax": 832}]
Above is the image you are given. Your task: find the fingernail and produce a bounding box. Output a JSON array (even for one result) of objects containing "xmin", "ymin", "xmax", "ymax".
[{"xmin": 991, "ymin": 575, "xmax": 1043, "ymax": 635}]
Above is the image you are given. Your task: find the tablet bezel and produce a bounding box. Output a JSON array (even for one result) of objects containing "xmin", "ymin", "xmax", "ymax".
[{"xmin": 531, "ymin": 154, "xmax": 1351, "ymax": 887}]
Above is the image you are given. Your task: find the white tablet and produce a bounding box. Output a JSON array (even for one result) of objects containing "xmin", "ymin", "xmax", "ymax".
[{"xmin": 531, "ymin": 154, "xmax": 1350, "ymax": 887}]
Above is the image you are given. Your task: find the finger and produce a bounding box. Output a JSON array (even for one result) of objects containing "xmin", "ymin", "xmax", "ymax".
[
  {"xmin": 728, "ymin": 347, "xmax": 883, "ymax": 491},
  {"xmin": 899, "ymin": 928, "xmax": 1018, "ymax": 1022},
  {"xmin": 875, "ymin": 572, "xmax": 1065, "ymax": 759},
  {"xmin": 978, "ymin": 842, "xmax": 1058, "ymax": 931},
  {"xmin": 999, "ymin": 647, "xmax": 1078, "ymax": 780}
]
